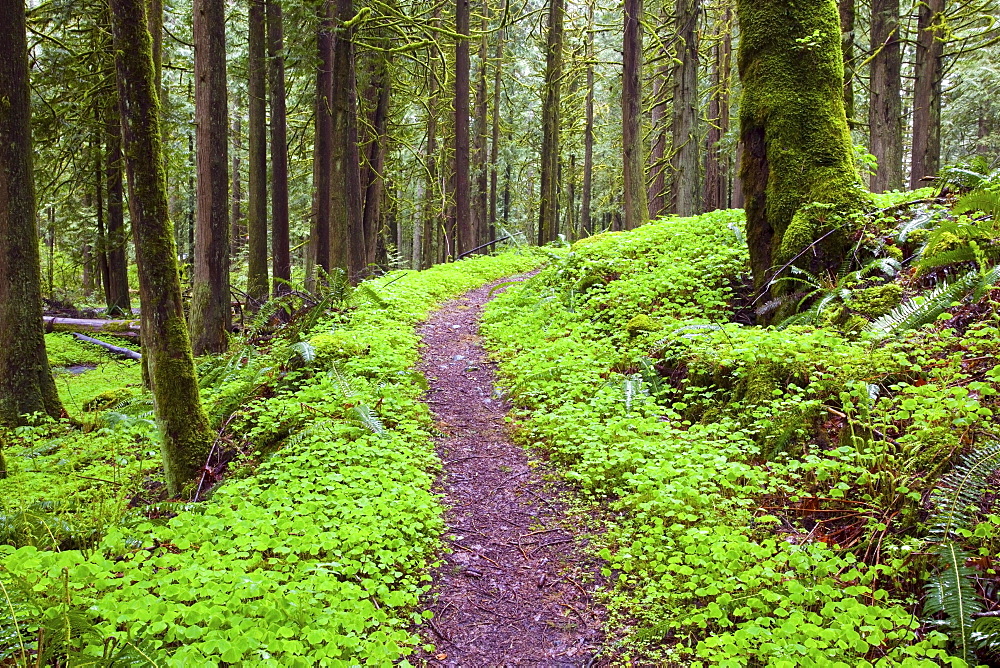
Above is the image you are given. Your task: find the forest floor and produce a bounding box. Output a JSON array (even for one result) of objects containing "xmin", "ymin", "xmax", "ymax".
[{"xmin": 414, "ymin": 276, "xmax": 607, "ymax": 666}]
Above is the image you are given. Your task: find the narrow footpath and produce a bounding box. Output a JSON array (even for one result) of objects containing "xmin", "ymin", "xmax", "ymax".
[{"xmin": 416, "ymin": 276, "xmax": 606, "ymax": 667}]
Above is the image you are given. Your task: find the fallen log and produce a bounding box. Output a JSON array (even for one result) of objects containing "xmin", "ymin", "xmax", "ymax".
[
  {"xmin": 71, "ymin": 333, "xmax": 142, "ymax": 361},
  {"xmin": 43, "ymin": 316, "xmax": 140, "ymax": 340}
]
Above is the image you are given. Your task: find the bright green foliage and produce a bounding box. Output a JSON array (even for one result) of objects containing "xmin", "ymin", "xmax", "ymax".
[
  {"xmin": 482, "ymin": 212, "xmax": 985, "ymax": 665},
  {"xmin": 0, "ymin": 250, "xmax": 541, "ymax": 665}
]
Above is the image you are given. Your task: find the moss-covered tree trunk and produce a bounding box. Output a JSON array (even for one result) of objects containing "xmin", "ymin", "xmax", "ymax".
[
  {"xmin": 109, "ymin": 0, "xmax": 212, "ymax": 496},
  {"xmin": 737, "ymin": 0, "xmax": 868, "ymax": 311},
  {"xmin": 0, "ymin": 0, "xmax": 64, "ymax": 427}
]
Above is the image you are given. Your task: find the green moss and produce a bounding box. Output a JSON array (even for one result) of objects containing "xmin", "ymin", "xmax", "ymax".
[
  {"xmin": 738, "ymin": 0, "xmax": 871, "ymax": 316},
  {"xmin": 82, "ymin": 388, "xmax": 135, "ymax": 412},
  {"xmin": 309, "ymin": 330, "xmax": 369, "ymax": 360},
  {"xmin": 625, "ymin": 314, "xmax": 662, "ymax": 336},
  {"xmin": 846, "ymin": 283, "xmax": 903, "ymax": 318}
]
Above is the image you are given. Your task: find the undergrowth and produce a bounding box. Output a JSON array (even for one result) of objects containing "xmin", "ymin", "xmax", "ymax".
[
  {"xmin": 483, "ymin": 208, "xmax": 1000, "ymax": 666},
  {"xmin": 0, "ymin": 250, "xmax": 541, "ymax": 666}
]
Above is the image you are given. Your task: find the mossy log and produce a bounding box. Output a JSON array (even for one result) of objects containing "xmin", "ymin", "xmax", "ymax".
[{"xmin": 43, "ymin": 316, "xmax": 141, "ymax": 340}]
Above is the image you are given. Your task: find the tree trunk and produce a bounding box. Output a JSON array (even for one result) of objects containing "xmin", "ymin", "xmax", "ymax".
[
  {"xmin": 488, "ymin": 2, "xmax": 506, "ymax": 249},
  {"xmin": 267, "ymin": 0, "xmax": 291, "ymax": 293},
  {"xmin": 191, "ymin": 0, "xmax": 231, "ymax": 354},
  {"xmin": 869, "ymin": 0, "xmax": 903, "ymax": 192},
  {"xmin": 361, "ymin": 54, "xmax": 391, "ymax": 268},
  {"xmin": 581, "ymin": 0, "xmax": 594, "ymax": 236},
  {"xmin": 839, "ymin": 0, "xmax": 855, "ymax": 122},
  {"xmin": 473, "ymin": 0, "xmax": 489, "ymax": 250},
  {"xmin": 331, "ymin": 0, "xmax": 366, "ymax": 281},
  {"xmin": 105, "ymin": 94, "xmax": 133, "ymax": 315},
  {"xmin": 313, "ymin": 0, "xmax": 334, "ymax": 280},
  {"xmin": 455, "ymin": 0, "xmax": 473, "ymax": 256},
  {"xmin": 538, "ymin": 0, "xmax": 563, "ymax": 244},
  {"xmin": 738, "ymin": 0, "xmax": 868, "ymax": 315},
  {"xmin": 246, "ymin": 0, "xmax": 269, "ymax": 303},
  {"xmin": 109, "ymin": 0, "xmax": 212, "ymax": 494},
  {"xmin": 0, "ymin": 0, "xmax": 64, "ymax": 427},
  {"xmin": 703, "ymin": 9, "xmax": 732, "ymax": 212},
  {"xmin": 910, "ymin": 0, "xmax": 944, "ymax": 189},
  {"xmin": 231, "ymin": 112, "xmax": 243, "ymax": 255},
  {"xmin": 622, "ymin": 0, "xmax": 648, "ymax": 230},
  {"xmin": 671, "ymin": 0, "xmax": 700, "ymax": 216},
  {"xmin": 648, "ymin": 60, "xmax": 669, "ymax": 219}
]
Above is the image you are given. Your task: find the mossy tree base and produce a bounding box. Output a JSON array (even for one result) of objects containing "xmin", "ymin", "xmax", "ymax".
[{"xmin": 737, "ymin": 0, "xmax": 870, "ymax": 322}]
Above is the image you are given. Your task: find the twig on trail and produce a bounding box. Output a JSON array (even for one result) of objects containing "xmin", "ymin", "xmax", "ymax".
[
  {"xmin": 560, "ymin": 576, "xmax": 591, "ymax": 606},
  {"xmin": 559, "ymin": 603, "xmax": 588, "ymax": 626},
  {"xmin": 451, "ymin": 541, "xmax": 504, "ymax": 569},
  {"xmin": 428, "ymin": 619, "xmax": 452, "ymax": 642},
  {"xmin": 445, "ymin": 454, "xmax": 500, "ymax": 465},
  {"xmin": 475, "ymin": 605, "xmax": 526, "ymax": 621},
  {"xmin": 481, "ymin": 470, "xmax": 531, "ymax": 500},
  {"xmin": 522, "ymin": 488, "xmax": 559, "ymax": 512},
  {"xmin": 529, "ymin": 538, "xmax": 575, "ymax": 556},
  {"xmin": 521, "ymin": 528, "xmax": 563, "ymax": 539}
]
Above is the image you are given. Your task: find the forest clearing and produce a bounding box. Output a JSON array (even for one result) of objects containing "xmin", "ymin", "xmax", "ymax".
[{"xmin": 3, "ymin": 0, "xmax": 1000, "ymax": 664}]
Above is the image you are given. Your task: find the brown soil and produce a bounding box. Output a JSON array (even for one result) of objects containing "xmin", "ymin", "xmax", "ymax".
[{"xmin": 414, "ymin": 276, "xmax": 607, "ymax": 667}]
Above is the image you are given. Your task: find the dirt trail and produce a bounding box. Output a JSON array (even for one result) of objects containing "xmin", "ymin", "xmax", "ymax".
[{"xmin": 415, "ymin": 276, "xmax": 605, "ymax": 667}]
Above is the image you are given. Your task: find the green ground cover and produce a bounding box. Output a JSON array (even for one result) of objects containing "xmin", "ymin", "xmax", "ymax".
[
  {"xmin": 0, "ymin": 250, "xmax": 541, "ymax": 666},
  {"xmin": 482, "ymin": 205, "xmax": 999, "ymax": 666}
]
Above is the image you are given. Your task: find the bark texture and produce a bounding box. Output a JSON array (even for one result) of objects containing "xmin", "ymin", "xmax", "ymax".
[
  {"xmin": 104, "ymin": 93, "xmax": 133, "ymax": 315},
  {"xmin": 671, "ymin": 0, "xmax": 700, "ymax": 216},
  {"xmin": 622, "ymin": 0, "xmax": 648, "ymax": 230},
  {"xmin": 839, "ymin": 0, "xmax": 855, "ymax": 122},
  {"xmin": 703, "ymin": 10, "xmax": 732, "ymax": 212},
  {"xmin": 190, "ymin": 0, "xmax": 231, "ymax": 354},
  {"xmin": 331, "ymin": 0, "xmax": 365, "ymax": 281},
  {"xmin": 267, "ymin": 0, "xmax": 291, "ymax": 293},
  {"xmin": 109, "ymin": 0, "xmax": 212, "ymax": 494},
  {"xmin": 869, "ymin": 0, "xmax": 903, "ymax": 192},
  {"xmin": 0, "ymin": 0, "xmax": 64, "ymax": 426},
  {"xmin": 246, "ymin": 0, "xmax": 268, "ymax": 303},
  {"xmin": 455, "ymin": 0, "xmax": 473, "ymax": 255},
  {"xmin": 910, "ymin": 0, "xmax": 944, "ymax": 189},
  {"xmin": 581, "ymin": 0, "xmax": 594, "ymax": 236},
  {"xmin": 738, "ymin": 0, "xmax": 868, "ymax": 310},
  {"xmin": 313, "ymin": 0, "xmax": 335, "ymax": 278},
  {"xmin": 538, "ymin": 0, "xmax": 563, "ymax": 244}
]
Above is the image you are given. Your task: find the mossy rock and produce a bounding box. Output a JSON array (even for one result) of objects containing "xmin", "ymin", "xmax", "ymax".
[
  {"xmin": 845, "ymin": 283, "xmax": 903, "ymax": 318},
  {"xmin": 309, "ymin": 331, "xmax": 369, "ymax": 362},
  {"xmin": 625, "ymin": 314, "xmax": 663, "ymax": 336},
  {"xmin": 83, "ymin": 388, "xmax": 135, "ymax": 412}
]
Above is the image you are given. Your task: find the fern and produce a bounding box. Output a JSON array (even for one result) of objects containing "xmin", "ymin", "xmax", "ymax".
[
  {"xmin": 924, "ymin": 542, "xmax": 983, "ymax": 663},
  {"xmin": 622, "ymin": 374, "xmax": 646, "ymax": 412},
  {"xmin": 927, "ymin": 442, "xmax": 1000, "ymax": 544},
  {"xmin": 866, "ymin": 265, "xmax": 1000, "ymax": 336},
  {"xmin": 289, "ymin": 341, "xmax": 316, "ymax": 365},
  {"xmin": 954, "ymin": 188, "xmax": 1000, "ymax": 218},
  {"xmin": 896, "ymin": 206, "xmax": 946, "ymax": 243},
  {"xmin": 350, "ymin": 404, "xmax": 387, "ymax": 436},
  {"xmin": 921, "ymin": 443, "xmax": 1000, "ymax": 661},
  {"xmin": 100, "ymin": 397, "xmax": 155, "ymax": 430}
]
